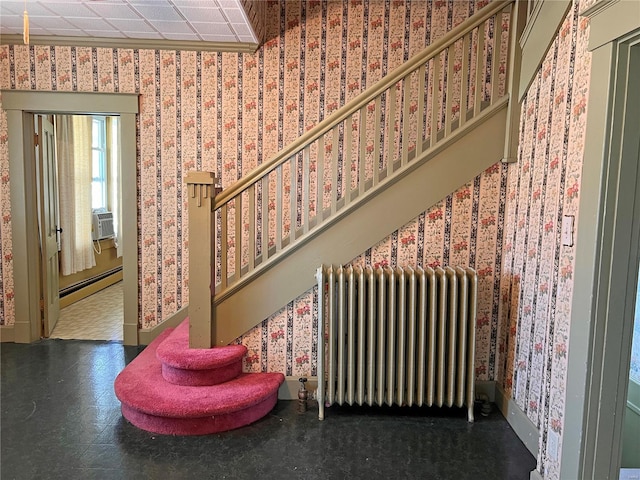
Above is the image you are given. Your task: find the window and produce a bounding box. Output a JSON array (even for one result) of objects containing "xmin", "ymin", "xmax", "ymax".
[{"xmin": 91, "ymin": 116, "xmax": 107, "ymax": 210}]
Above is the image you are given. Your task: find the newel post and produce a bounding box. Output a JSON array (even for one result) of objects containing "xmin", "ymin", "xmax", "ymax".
[{"xmin": 186, "ymin": 171, "xmax": 217, "ymax": 348}]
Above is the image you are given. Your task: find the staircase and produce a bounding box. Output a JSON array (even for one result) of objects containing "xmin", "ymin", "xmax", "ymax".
[
  {"xmin": 115, "ymin": 0, "xmax": 524, "ymax": 436},
  {"xmin": 115, "ymin": 319, "xmax": 284, "ymax": 435},
  {"xmin": 188, "ymin": 0, "xmax": 523, "ymax": 348}
]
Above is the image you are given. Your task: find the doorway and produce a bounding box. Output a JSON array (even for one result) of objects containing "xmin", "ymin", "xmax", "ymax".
[
  {"xmin": 565, "ymin": 31, "xmax": 640, "ymax": 479},
  {"xmin": 2, "ymin": 91, "xmax": 139, "ymax": 345},
  {"xmin": 620, "ymin": 264, "xmax": 640, "ymax": 474},
  {"xmin": 36, "ymin": 113, "xmax": 124, "ymax": 341}
]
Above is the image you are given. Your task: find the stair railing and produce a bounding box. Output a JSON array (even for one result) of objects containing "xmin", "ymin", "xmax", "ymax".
[{"xmin": 187, "ymin": 0, "xmax": 518, "ymax": 347}]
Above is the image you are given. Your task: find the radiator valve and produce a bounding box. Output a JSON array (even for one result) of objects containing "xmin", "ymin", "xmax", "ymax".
[{"xmin": 298, "ymin": 377, "xmax": 309, "ymax": 413}]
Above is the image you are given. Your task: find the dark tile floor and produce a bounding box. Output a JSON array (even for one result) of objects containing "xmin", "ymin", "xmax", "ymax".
[{"xmin": 1, "ymin": 340, "xmax": 536, "ymax": 480}]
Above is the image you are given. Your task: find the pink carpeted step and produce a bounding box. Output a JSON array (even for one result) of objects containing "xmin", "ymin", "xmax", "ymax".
[
  {"xmin": 155, "ymin": 318, "xmax": 247, "ymax": 386},
  {"xmin": 115, "ymin": 329, "xmax": 284, "ymax": 436}
]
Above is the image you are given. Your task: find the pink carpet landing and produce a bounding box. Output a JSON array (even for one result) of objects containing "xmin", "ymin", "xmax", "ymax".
[{"xmin": 114, "ymin": 319, "xmax": 284, "ymax": 435}]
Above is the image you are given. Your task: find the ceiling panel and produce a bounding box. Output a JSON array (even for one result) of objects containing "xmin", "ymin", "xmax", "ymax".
[{"xmin": 0, "ymin": 0, "xmax": 261, "ymax": 46}]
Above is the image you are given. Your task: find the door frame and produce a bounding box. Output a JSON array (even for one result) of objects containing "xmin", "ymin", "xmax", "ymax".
[
  {"xmin": 2, "ymin": 91, "xmax": 139, "ymax": 345},
  {"xmin": 561, "ymin": 3, "xmax": 640, "ymax": 478}
]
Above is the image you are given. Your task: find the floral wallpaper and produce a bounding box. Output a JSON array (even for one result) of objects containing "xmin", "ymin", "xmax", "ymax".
[
  {"xmin": 0, "ymin": 0, "xmax": 490, "ymax": 329},
  {"xmin": 0, "ymin": 1, "xmax": 597, "ymax": 478},
  {"xmin": 237, "ymin": 163, "xmax": 508, "ymax": 379},
  {"xmin": 497, "ymin": 1, "xmax": 591, "ymax": 478}
]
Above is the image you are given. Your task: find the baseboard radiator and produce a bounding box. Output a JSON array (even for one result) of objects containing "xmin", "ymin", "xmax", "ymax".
[{"xmin": 315, "ymin": 265, "xmax": 478, "ymax": 422}]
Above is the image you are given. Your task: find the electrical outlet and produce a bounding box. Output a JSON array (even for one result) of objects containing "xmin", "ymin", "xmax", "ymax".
[{"xmin": 547, "ymin": 429, "xmax": 559, "ymax": 461}]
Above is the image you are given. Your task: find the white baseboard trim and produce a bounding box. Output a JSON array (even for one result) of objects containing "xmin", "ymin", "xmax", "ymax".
[
  {"xmin": 530, "ymin": 468, "xmax": 543, "ymax": 480},
  {"xmin": 496, "ymin": 383, "xmax": 540, "ymax": 458},
  {"xmin": 138, "ymin": 306, "xmax": 189, "ymax": 345},
  {"xmin": 0, "ymin": 325, "xmax": 15, "ymax": 342},
  {"xmin": 278, "ymin": 376, "xmax": 318, "ymax": 400}
]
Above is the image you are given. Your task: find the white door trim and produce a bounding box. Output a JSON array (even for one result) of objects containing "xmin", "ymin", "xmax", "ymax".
[{"xmin": 563, "ymin": 30, "xmax": 640, "ymax": 480}]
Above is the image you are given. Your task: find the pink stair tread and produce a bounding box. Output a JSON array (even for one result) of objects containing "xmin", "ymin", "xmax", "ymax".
[
  {"xmin": 155, "ymin": 319, "xmax": 247, "ymax": 386},
  {"xmin": 114, "ymin": 328, "xmax": 284, "ymax": 435}
]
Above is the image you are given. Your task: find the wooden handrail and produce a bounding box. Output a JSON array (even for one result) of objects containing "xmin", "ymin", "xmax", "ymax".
[
  {"xmin": 214, "ymin": 0, "xmax": 514, "ymax": 208},
  {"xmin": 186, "ymin": 0, "xmax": 519, "ymax": 345}
]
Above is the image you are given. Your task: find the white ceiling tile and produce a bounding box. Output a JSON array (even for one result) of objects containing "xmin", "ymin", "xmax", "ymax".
[
  {"xmin": 107, "ymin": 19, "xmax": 155, "ymax": 33},
  {"xmin": 200, "ymin": 33, "xmax": 237, "ymax": 41},
  {"xmin": 221, "ymin": 8, "xmax": 247, "ymax": 24},
  {"xmin": 45, "ymin": 28, "xmax": 89, "ymax": 36},
  {"xmin": 171, "ymin": 1, "xmax": 219, "ymax": 6},
  {"xmin": 41, "ymin": 3, "xmax": 100, "ymax": 17},
  {"xmin": 175, "ymin": 7, "xmax": 225, "ymax": 23},
  {"xmin": 0, "ymin": 2, "xmax": 23, "ymax": 15},
  {"xmin": 191, "ymin": 22, "xmax": 232, "ymax": 36},
  {"xmin": 215, "ymin": 0, "xmax": 242, "ymax": 9},
  {"xmin": 0, "ymin": 15, "xmax": 25, "ymax": 29},
  {"xmin": 5, "ymin": 2, "xmax": 53, "ymax": 16},
  {"xmin": 126, "ymin": 0, "xmax": 167, "ymax": 5},
  {"xmin": 148, "ymin": 20, "xmax": 194, "ymax": 34},
  {"xmin": 162, "ymin": 32, "xmax": 202, "ymax": 41},
  {"xmin": 29, "ymin": 16, "xmax": 74, "ymax": 29},
  {"xmin": 130, "ymin": 5, "xmax": 183, "ymax": 22},
  {"xmin": 231, "ymin": 22, "xmax": 252, "ymax": 35},
  {"xmin": 64, "ymin": 17, "xmax": 115, "ymax": 31},
  {"xmin": 0, "ymin": 0, "xmax": 257, "ymax": 48},
  {"xmin": 86, "ymin": 3, "xmax": 140, "ymax": 20}
]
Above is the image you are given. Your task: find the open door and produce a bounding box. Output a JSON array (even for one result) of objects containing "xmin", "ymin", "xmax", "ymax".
[{"xmin": 37, "ymin": 115, "xmax": 61, "ymax": 336}]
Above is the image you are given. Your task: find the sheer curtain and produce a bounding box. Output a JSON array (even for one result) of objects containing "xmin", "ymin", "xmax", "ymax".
[
  {"xmin": 107, "ymin": 117, "xmax": 122, "ymax": 258},
  {"xmin": 55, "ymin": 115, "xmax": 96, "ymax": 275}
]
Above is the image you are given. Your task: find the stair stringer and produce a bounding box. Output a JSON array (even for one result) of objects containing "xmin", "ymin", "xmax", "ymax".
[{"xmin": 213, "ymin": 102, "xmax": 508, "ymax": 346}]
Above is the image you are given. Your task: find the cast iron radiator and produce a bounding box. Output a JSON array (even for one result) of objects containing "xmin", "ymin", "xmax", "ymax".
[{"xmin": 315, "ymin": 265, "xmax": 478, "ymax": 422}]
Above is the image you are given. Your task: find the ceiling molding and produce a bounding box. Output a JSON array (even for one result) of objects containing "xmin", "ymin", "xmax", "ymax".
[{"xmin": 0, "ymin": 34, "xmax": 260, "ymax": 54}]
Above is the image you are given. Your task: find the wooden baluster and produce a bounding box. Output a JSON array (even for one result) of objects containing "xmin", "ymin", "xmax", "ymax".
[
  {"xmin": 290, "ymin": 156, "xmax": 297, "ymax": 243},
  {"xmin": 276, "ymin": 166, "xmax": 283, "ymax": 251},
  {"xmin": 430, "ymin": 54, "xmax": 441, "ymax": 148},
  {"xmin": 474, "ymin": 21, "xmax": 486, "ymax": 116},
  {"xmin": 220, "ymin": 203, "xmax": 228, "ymax": 290},
  {"xmin": 401, "ymin": 76, "xmax": 411, "ymax": 166},
  {"xmin": 445, "ymin": 45, "xmax": 455, "ymax": 137},
  {"xmin": 344, "ymin": 116, "xmax": 353, "ymax": 206},
  {"xmin": 331, "ymin": 128, "xmax": 339, "ymax": 215},
  {"xmin": 248, "ymin": 184, "xmax": 255, "ymax": 271},
  {"xmin": 416, "ymin": 65, "xmax": 426, "ymax": 156},
  {"xmin": 261, "ymin": 176, "xmax": 270, "ymax": 261},
  {"xmin": 317, "ymin": 135, "xmax": 325, "ymax": 224},
  {"xmin": 303, "ymin": 146, "xmax": 311, "ymax": 233},
  {"xmin": 373, "ymin": 97, "xmax": 381, "ymax": 180},
  {"xmin": 234, "ymin": 194, "xmax": 242, "ymax": 283},
  {"xmin": 387, "ymin": 85, "xmax": 397, "ymax": 176},
  {"xmin": 460, "ymin": 32, "xmax": 471, "ymax": 128},
  {"xmin": 491, "ymin": 12, "xmax": 504, "ymax": 104},
  {"xmin": 358, "ymin": 108, "xmax": 366, "ymax": 196}
]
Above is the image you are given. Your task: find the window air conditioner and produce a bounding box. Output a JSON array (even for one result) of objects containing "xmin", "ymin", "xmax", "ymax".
[{"xmin": 92, "ymin": 211, "xmax": 115, "ymax": 240}]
